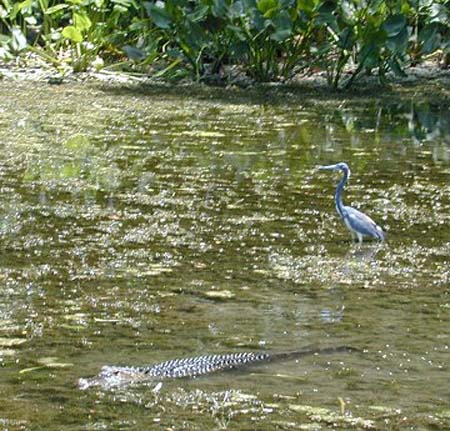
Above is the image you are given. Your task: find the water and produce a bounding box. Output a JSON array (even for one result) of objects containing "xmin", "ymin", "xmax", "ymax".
[{"xmin": 0, "ymin": 80, "xmax": 449, "ymax": 430}]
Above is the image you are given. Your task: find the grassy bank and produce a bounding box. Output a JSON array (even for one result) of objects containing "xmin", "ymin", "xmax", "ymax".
[{"xmin": 0, "ymin": 0, "xmax": 449, "ymax": 88}]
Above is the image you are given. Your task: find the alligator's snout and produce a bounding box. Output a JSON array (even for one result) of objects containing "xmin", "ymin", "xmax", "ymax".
[
  {"xmin": 78, "ymin": 377, "xmax": 92, "ymax": 390},
  {"xmin": 79, "ymin": 366, "xmax": 149, "ymax": 390}
]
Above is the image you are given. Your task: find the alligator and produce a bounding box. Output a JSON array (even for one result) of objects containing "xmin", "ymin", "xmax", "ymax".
[{"xmin": 79, "ymin": 345, "xmax": 352, "ymax": 390}]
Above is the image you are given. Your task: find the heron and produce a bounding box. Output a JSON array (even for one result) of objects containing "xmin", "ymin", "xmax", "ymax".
[{"xmin": 319, "ymin": 162, "xmax": 385, "ymax": 243}]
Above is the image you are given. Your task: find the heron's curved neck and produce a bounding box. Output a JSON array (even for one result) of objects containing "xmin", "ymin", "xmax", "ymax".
[{"xmin": 334, "ymin": 170, "xmax": 348, "ymax": 216}]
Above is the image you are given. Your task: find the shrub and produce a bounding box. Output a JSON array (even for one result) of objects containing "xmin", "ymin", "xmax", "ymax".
[{"xmin": 0, "ymin": 0, "xmax": 449, "ymax": 86}]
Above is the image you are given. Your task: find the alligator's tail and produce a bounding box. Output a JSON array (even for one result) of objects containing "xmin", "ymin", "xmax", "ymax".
[
  {"xmin": 137, "ymin": 345, "xmax": 355, "ymax": 379},
  {"xmin": 266, "ymin": 345, "xmax": 356, "ymax": 364}
]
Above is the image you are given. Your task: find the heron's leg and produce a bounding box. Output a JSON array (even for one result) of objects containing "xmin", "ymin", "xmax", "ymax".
[{"xmin": 356, "ymin": 233, "xmax": 363, "ymax": 244}]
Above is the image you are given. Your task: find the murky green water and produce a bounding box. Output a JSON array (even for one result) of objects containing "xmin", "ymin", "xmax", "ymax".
[{"xmin": 0, "ymin": 80, "xmax": 449, "ymax": 430}]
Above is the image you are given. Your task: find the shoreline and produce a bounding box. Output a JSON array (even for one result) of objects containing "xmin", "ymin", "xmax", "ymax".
[{"xmin": 1, "ymin": 58, "xmax": 450, "ymax": 110}]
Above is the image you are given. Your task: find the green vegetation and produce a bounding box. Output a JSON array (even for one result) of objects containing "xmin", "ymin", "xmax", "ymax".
[{"xmin": 1, "ymin": 0, "xmax": 449, "ymax": 87}]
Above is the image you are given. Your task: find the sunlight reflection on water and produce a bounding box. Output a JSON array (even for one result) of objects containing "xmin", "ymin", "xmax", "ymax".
[{"xmin": 0, "ymin": 81, "xmax": 448, "ymax": 430}]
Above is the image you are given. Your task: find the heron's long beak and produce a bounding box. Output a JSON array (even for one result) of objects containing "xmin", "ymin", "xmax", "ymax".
[{"xmin": 318, "ymin": 164, "xmax": 340, "ymax": 171}]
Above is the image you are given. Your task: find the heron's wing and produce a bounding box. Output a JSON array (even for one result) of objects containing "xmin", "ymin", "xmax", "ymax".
[{"xmin": 343, "ymin": 206, "xmax": 385, "ymax": 239}]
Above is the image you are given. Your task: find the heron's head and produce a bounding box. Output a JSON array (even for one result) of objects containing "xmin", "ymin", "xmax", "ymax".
[{"xmin": 318, "ymin": 162, "xmax": 350, "ymax": 176}]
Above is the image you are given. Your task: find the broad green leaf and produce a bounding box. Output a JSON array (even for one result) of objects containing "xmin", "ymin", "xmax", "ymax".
[
  {"xmin": 316, "ymin": 2, "xmax": 338, "ymax": 31},
  {"xmin": 270, "ymin": 10, "xmax": 292, "ymax": 41},
  {"xmin": 429, "ymin": 3, "xmax": 448, "ymax": 24},
  {"xmin": 24, "ymin": 15, "xmax": 36, "ymax": 25},
  {"xmin": 187, "ymin": 5, "xmax": 209, "ymax": 23},
  {"xmin": 271, "ymin": 28, "xmax": 292, "ymax": 41},
  {"xmin": 11, "ymin": 27, "xmax": 27, "ymax": 51},
  {"xmin": 44, "ymin": 4, "xmax": 69, "ymax": 15},
  {"xmin": 419, "ymin": 24, "xmax": 440, "ymax": 54},
  {"xmin": 17, "ymin": 0, "xmax": 33, "ymax": 11},
  {"xmin": 387, "ymin": 27, "xmax": 408, "ymax": 54},
  {"xmin": 382, "ymin": 14, "xmax": 406, "ymax": 37},
  {"xmin": 358, "ymin": 43, "xmax": 377, "ymax": 67},
  {"xmin": 62, "ymin": 25, "xmax": 83, "ymax": 43},
  {"xmin": 1, "ymin": 0, "xmax": 11, "ymax": 11},
  {"xmin": 180, "ymin": 21, "xmax": 208, "ymax": 51},
  {"xmin": 10, "ymin": 3, "xmax": 20, "ymax": 20},
  {"xmin": 249, "ymin": 8, "xmax": 265, "ymax": 32},
  {"xmin": 0, "ymin": 5, "xmax": 8, "ymax": 19},
  {"xmin": 74, "ymin": 12, "xmax": 92, "ymax": 32},
  {"xmin": 212, "ymin": 0, "xmax": 228, "ymax": 18},
  {"xmin": 144, "ymin": 3, "xmax": 172, "ymax": 29},
  {"xmin": 337, "ymin": 27, "xmax": 354, "ymax": 50},
  {"xmin": 112, "ymin": 0, "xmax": 135, "ymax": 7},
  {"xmin": 367, "ymin": 0, "xmax": 386, "ymax": 15},
  {"xmin": 296, "ymin": 0, "xmax": 318, "ymax": 13},
  {"xmin": 228, "ymin": 0, "xmax": 244, "ymax": 19},
  {"xmin": 112, "ymin": 4, "xmax": 127, "ymax": 13},
  {"xmin": 257, "ymin": 0, "xmax": 278, "ymax": 15}
]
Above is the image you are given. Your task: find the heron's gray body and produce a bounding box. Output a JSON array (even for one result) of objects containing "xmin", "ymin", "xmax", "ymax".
[
  {"xmin": 339, "ymin": 205, "xmax": 384, "ymax": 242},
  {"xmin": 320, "ymin": 162, "xmax": 385, "ymax": 243},
  {"xmin": 79, "ymin": 346, "xmax": 350, "ymax": 390}
]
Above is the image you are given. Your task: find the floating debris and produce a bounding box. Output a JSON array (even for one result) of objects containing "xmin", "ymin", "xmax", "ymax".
[
  {"xmin": 0, "ymin": 338, "xmax": 27, "ymax": 347},
  {"xmin": 289, "ymin": 405, "xmax": 375, "ymax": 429},
  {"xmin": 19, "ymin": 357, "xmax": 74, "ymax": 374},
  {"xmin": 0, "ymin": 348, "xmax": 16, "ymax": 357},
  {"xmin": 203, "ymin": 290, "xmax": 236, "ymax": 300}
]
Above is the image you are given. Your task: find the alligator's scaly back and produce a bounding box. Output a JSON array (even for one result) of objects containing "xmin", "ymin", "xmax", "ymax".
[
  {"xmin": 79, "ymin": 346, "xmax": 352, "ymax": 390},
  {"xmin": 143, "ymin": 351, "xmax": 270, "ymax": 378}
]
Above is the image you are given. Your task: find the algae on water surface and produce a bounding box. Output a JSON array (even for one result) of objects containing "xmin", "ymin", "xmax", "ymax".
[{"xmin": 0, "ymin": 80, "xmax": 448, "ymax": 430}]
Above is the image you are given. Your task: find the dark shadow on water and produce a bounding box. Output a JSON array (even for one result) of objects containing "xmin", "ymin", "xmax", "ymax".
[
  {"xmin": 92, "ymin": 78, "xmax": 450, "ymax": 155},
  {"xmin": 93, "ymin": 81, "xmax": 400, "ymax": 108},
  {"xmin": 94, "ymin": 78, "xmax": 450, "ymax": 110}
]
